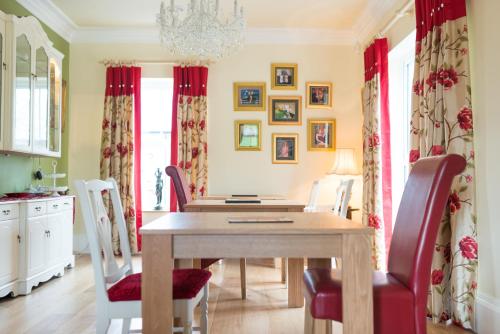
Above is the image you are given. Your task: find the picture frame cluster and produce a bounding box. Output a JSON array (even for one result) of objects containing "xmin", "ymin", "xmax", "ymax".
[{"xmin": 234, "ymin": 63, "xmax": 336, "ymax": 163}]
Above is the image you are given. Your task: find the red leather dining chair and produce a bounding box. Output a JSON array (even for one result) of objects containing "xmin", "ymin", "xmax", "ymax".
[
  {"xmin": 166, "ymin": 165, "xmax": 248, "ymax": 299},
  {"xmin": 303, "ymin": 154, "xmax": 466, "ymax": 334}
]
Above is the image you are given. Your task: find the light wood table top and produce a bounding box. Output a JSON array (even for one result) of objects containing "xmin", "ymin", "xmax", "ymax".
[
  {"xmin": 142, "ymin": 212, "xmax": 369, "ymax": 235},
  {"xmin": 184, "ymin": 199, "xmax": 306, "ymax": 212},
  {"xmin": 141, "ymin": 212, "xmax": 374, "ymax": 334}
]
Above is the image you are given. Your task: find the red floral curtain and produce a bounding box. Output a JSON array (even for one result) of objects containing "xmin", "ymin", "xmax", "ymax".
[
  {"xmin": 410, "ymin": 0, "xmax": 476, "ymax": 329},
  {"xmin": 100, "ymin": 65, "xmax": 142, "ymax": 253},
  {"xmin": 362, "ymin": 38, "xmax": 393, "ymax": 271},
  {"xmin": 169, "ymin": 66, "xmax": 209, "ymax": 211}
]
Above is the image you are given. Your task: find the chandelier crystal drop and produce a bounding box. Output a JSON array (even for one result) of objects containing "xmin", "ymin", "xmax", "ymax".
[{"xmin": 157, "ymin": 0, "xmax": 246, "ymax": 60}]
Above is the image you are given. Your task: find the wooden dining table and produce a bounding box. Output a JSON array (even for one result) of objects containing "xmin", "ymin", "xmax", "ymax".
[
  {"xmin": 185, "ymin": 198, "xmax": 305, "ymax": 295},
  {"xmin": 141, "ymin": 212, "xmax": 374, "ymax": 334}
]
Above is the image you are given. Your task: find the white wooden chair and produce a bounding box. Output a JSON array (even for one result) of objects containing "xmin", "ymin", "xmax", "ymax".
[
  {"xmin": 75, "ymin": 178, "xmax": 210, "ymax": 334},
  {"xmin": 304, "ymin": 180, "xmax": 321, "ymax": 212},
  {"xmin": 332, "ymin": 179, "xmax": 354, "ymax": 218}
]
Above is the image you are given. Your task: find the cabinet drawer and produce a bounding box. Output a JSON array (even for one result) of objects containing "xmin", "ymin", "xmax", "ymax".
[
  {"xmin": 27, "ymin": 202, "xmax": 47, "ymax": 217},
  {"xmin": 0, "ymin": 204, "xmax": 19, "ymax": 221},
  {"xmin": 47, "ymin": 198, "xmax": 73, "ymax": 213}
]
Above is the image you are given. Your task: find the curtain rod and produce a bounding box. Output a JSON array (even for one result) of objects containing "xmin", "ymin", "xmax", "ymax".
[{"xmin": 98, "ymin": 59, "xmax": 211, "ymax": 66}]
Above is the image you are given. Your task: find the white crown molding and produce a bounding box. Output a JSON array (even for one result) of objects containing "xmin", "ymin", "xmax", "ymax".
[
  {"xmin": 72, "ymin": 26, "xmax": 356, "ymax": 45},
  {"xmin": 16, "ymin": 0, "xmax": 78, "ymax": 42},
  {"xmin": 16, "ymin": 0, "xmax": 393, "ymax": 46},
  {"xmin": 246, "ymin": 28, "xmax": 356, "ymax": 46},
  {"xmin": 352, "ymin": 0, "xmax": 402, "ymax": 45},
  {"xmin": 72, "ymin": 26, "xmax": 160, "ymax": 44}
]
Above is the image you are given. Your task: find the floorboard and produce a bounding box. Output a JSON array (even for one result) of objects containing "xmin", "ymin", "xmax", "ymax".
[{"xmin": 0, "ymin": 255, "xmax": 473, "ymax": 334}]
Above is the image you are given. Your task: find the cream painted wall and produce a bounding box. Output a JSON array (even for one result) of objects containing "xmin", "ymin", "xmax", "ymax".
[
  {"xmin": 207, "ymin": 44, "xmax": 364, "ymax": 207},
  {"xmin": 68, "ymin": 43, "xmax": 364, "ymax": 250},
  {"xmin": 469, "ymin": 0, "xmax": 500, "ymax": 306}
]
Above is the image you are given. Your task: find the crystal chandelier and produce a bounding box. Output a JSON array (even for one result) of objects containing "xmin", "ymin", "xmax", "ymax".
[{"xmin": 157, "ymin": 0, "xmax": 246, "ymax": 60}]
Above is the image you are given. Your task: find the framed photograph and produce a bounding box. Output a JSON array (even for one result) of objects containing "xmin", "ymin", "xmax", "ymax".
[
  {"xmin": 268, "ymin": 96, "xmax": 302, "ymax": 125},
  {"xmin": 271, "ymin": 63, "xmax": 298, "ymax": 90},
  {"xmin": 306, "ymin": 82, "xmax": 333, "ymax": 109},
  {"xmin": 307, "ymin": 119, "xmax": 336, "ymax": 151},
  {"xmin": 234, "ymin": 120, "xmax": 261, "ymax": 151},
  {"xmin": 233, "ymin": 82, "xmax": 266, "ymax": 111},
  {"xmin": 272, "ymin": 133, "xmax": 299, "ymax": 164}
]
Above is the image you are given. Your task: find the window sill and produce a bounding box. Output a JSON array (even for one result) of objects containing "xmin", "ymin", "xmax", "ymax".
[{"xmin": 142, "ymin": 209, "xmax": 170, "ymax": 213}]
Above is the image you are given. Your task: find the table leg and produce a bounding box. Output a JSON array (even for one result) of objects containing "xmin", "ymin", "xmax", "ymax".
[
  {"xmin": 281, "ymin": 258, "xmax": 287, "ymax": 283},
  {"xmin": 142, "ymin": 234, "xmax": 173, "ymax": 334},
  {"xmin": 287, "ymin": 258, "xmax": 304, "ymax": 307},
  {"xmin": 342, "ymin": 234, "xmax": 373, "ymax": 334}
]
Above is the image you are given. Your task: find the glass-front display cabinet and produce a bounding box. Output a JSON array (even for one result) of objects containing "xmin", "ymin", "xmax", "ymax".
[
  {"xmin": 0, "ymin": 13, "xmax": 5, "ymax": 150},
  {"xmin": 1, "ymin": 14, "xmax": 64, "ymax": 157}
]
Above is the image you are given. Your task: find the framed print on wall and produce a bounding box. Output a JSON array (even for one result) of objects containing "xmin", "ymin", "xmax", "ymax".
[
  {"xmin": 306, "ymin": 82, "xmax": 333, "ymax": 109},
  {"xmin": 272, "ymin": 133, "xmax": 299, "ymax": 164},
  {"xmin": 268, "ymin": 96, "xmax": 302, "ymax": 125},
  {"xmin": 235, "ymin": 120, "xmax": 262, "ymax": 151},
  {"xmin": 307, "ymin": 119, "xmax": 336, "ymax": 151},
  {"xmin": 271, "ymin": 63, "xmax": 298, "ymax": 90},
  {"xmin": 233, "ymin": 82, "xmax": 266, "ymax": 111}
]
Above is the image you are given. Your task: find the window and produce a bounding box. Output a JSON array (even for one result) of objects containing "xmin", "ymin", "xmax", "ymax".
[
  {"xmin": 389, "ymin": 31, "xmax": 416, "ymax": 227},
  {"xmin": 141, "ymin": 78, "xmax": 173, "ymax": 211}
]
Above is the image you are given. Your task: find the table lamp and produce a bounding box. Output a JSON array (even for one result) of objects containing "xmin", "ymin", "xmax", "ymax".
[{"xmin": 328, "ymin": 148, "xmax": 358, "ymax": 176}]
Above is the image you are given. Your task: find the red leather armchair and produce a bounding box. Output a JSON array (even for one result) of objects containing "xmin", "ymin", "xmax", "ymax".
[
  {"xmin": 303, "ymin": 154, "xmax": 466, "ymax": 334},
  {"xmin": 165, "ymin": 165, "xmax": 247, "ymax": 299}
]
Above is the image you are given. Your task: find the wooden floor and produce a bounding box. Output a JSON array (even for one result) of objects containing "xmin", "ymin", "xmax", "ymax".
[{"xmin": 0, "ymin": 255, "xmax": 472, "ymax": 334}]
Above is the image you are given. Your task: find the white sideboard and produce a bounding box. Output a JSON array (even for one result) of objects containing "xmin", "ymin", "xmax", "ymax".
[{"xmin": 0, "ymin": 196, "xmax": 74, "ymax": 297}]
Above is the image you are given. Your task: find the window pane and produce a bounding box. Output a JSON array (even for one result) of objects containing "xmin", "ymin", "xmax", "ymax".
[
  {"xmin": 141, "ymin": 78, "xmax": 173, "ymax": 211},
  {"xmin": 389, "ymin": 31, "xmax": 416, "ymax": 228}
]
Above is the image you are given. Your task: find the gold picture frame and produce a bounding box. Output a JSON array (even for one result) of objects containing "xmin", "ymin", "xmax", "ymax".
[
  {"xmin": 272, "ymin": 133, "xmax": 299, "ymax": 164},
  {"xmin": 307, "ymin": 119, "xmax": 336, "ymax": 151},
  {"xmin": 306, "ymin": 82, "xmax": 333, "ymax": 109},
  {"xmin": 234, "ymin": 120, "xmax": 262, "ymax": 151},
  {"xmin": 268, "ymin": 96, "xmax": 302, "ymax": 126},
  {"xmin": 233, "ymin": 82, "xmax": 266, "ymax": 111},
  {"xmin": 271, "ymin": 63, "xmax": 298, "ymax": 90}
]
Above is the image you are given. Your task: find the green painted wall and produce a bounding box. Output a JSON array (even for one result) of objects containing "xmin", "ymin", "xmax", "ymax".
[{"xmin": 0, "ymin": 0, "xmax": 70, "ymax": 194}]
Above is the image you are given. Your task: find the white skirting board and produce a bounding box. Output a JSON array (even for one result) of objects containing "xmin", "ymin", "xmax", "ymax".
[{"xmin": 476, "ymin": 292, "xmax": 500, "ymax": 334}]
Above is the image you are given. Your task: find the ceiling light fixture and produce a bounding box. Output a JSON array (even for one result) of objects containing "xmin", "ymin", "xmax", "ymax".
[{"xmin": 157, "ymin": 0, "xmax": 246, "ymax": 61}]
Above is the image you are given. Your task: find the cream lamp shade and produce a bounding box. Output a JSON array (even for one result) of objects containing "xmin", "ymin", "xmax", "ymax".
[{"xmin": 328, "ymin": 148, "xmax": 358, "ymax": 175}]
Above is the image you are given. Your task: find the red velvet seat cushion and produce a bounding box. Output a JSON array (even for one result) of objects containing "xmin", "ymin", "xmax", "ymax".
[
  {"xmin": 107, "ymin": 269, "xmax": 211, "ymax": 302},
  {"xmin": 303, "ymin": 268, "xmax": 416, "ymax": 334}
]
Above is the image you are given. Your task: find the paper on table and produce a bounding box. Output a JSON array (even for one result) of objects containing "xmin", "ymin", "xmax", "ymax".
[{"xmin": 227, "ymin": 217, "xmax": 293, "ymax": 223}]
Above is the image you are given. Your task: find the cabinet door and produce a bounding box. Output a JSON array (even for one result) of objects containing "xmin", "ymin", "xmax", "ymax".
[
  {"xmin": 13, "ymin": 34, "xmax": 32, "ymax": 151},
  {"xmin": 27, "ymin": 217, "xmax": 46, "ymax": 276},
  {"xmin": 0, "ymin": 219, "xmax": 19, "ymax": 286},
  {"xmin": 32, "ymin": 47, "xmax": 49, "ymax": 153},
  {"xmin": 0, "ymin": 19, "xmax": 5, "ymax": 150},
  {"xmin": 46, "ymin": 213, "xmax": 63, "ymax": 267},
  {"xmin": 60, "ymin": 210, "xmax": 73, "ymax": 263},
  {"xmin": 48, "ymin": 59, "xmax": 62, "ymax": 155}
]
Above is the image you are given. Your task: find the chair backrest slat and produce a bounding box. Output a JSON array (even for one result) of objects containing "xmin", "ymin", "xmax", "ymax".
[
  {"xmin": 305, "ymin": 180, "xmax": 321, "ymax": 211},
  {"xmin": 332, "ymin": 179, "xmax": 354, "ymax": 218}
]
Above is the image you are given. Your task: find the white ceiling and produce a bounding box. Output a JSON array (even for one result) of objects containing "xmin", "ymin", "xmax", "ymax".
[
  {"xmin": 50, "ymin": 0, "xmax": 369, "ymax": 30},
  {"xmin": 16, "ymin": 0, "xmax": 406, "ymax": 44}
]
